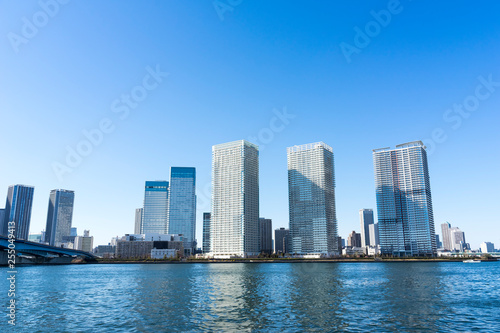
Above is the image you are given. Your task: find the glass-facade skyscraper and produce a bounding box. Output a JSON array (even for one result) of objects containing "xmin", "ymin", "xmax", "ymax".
[
  {"xmin": 202, "ymin": 212, "xmax": 211, "ymax": 254},
  {"xmin": 1, "ymin": 184, "xmax": 35, "ymax": 240},
  {"xmin": 45, "ymin": 189, "xmax": 75, "ymax": 247},
  {"xmin": 142, "ymin": 181, "xmax": 169, "ymax": 234},
  {"xmin": 167, "ymin": 167, "xmax": 196, "ymax": 255},
  {"xmin": 287, "ymin": 142, "xmax": 338, "ymax": 255},
  {"xmin": 211, "ymin": 140, "xmax": 259, "ymax": 257},
  {"xmin": 359, "ymin": 209, "xmax": 374, "ymax": 247},
  {"xmin": 373, "ymin": 141, "xmax": 436, "ymax": 256}
]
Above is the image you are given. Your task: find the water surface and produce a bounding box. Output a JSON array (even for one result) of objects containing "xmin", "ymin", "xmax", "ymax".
[{"xmin": 1, "ymin": 261, "xmax": 499, "ymax": 332}]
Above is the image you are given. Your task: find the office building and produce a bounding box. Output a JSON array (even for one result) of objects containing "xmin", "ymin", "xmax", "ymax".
[
  {"xmin": 480, "ymin": 242, "xmax": 494, "ymax": 253},
  {"xmin": 435, "ymin": 234, "xmax": 442, "ymax": 249},
  {"xmin": 142, "ymin": 181, "xmax": 169, "ymax": 234},
  {"xmin": 275, "ymin": 227, "xmax": 290, "ymax": 254},
  {"xmin": 450, "ymin": 227, "xmax": 466, "ymax": 252},
  {"xmin": 167, "ymin": 167, "xmax": 196, "ymax": 255},
  {"xmin": 93, "ymin": 244, "xmax": 116, "ymax": 258},
  {"xmin": 1, "ymin": 184, "xmax": 35, "ymax": 240},
  {"xmin": 28, "ymin": 234, "xmax": 43, "ymax": 243},
  {"xmin": 45, "ymin": 189, "xmax": 75, "ymax": 247},
  {"xmin": 441, "ymin": 222, "xmax": 452, "ymax": 251},
  {"xmin": 359, "ymin": 209, "xmax": 374, "ymax": 247},
  {"xmin": 337, "ymin": 236, "xmax": 343, "ymax": 253},
  {"xmin": 74, "ymin": 230, "xmax": 94, "ymax": 252},
  {"xmin": 202, "ymin": 212, "xmax": 211, "ymax": 253},
  {"xmin": 259, "ymin": 218, "xmax": 272, "ymax": 254},
  {"xmin": 116, "ymin": 233, "xmax": 183, "ymax": 259},
  {"xmin": 288, "ymin": 142, "xmax": 338, "ymax": 255},
  {"xmin": 373, "ymin": 141, "xmax": 436, "ymax": 256},
  {"xmin": 368, "ymin": 223, "xmax": 379, "ymax": 246},
  {"xmin": 134, "ymin": 208, "xmax": 143, "ymax": 234},
  {"xmin": 347, "ymin": 231, "xmax": 362, "ymax": 248},
  {"xmin": 211, "ymin": 140, "xmax": 259, "ymax": 257}
]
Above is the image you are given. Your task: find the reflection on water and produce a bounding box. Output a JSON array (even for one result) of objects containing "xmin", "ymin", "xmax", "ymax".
[
  {"xmin": 1, "ymin": 262, "xmax": 499, "ymax": 332},
  {"xmin": 382, "ymin": 263, "xmax": 445, "ymax": 332}
]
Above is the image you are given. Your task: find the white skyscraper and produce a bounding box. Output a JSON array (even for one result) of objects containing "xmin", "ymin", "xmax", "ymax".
[
  {"xmin": 287, "ymin": 142, "xmax": 338, "ymax": 255},
  {"xmin": 134, "ymin": 208, "xmax": 143, "ymax": 234},
  {"xmin": 441, "ymin": 222, "xmax": 452, "ymax": 251},
  {"xmin": 369, "ymin": 223, "xmax": 379, "ymax": 246},
  {"xmin": 211, "ymin": 140, "xmax": 259, "ymax": 257}
]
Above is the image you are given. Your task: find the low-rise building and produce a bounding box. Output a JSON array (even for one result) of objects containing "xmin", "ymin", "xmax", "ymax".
[
  {"xmin": 480, "ymin": 242, "xmax": 495, "ymax": 253},
  {"xmin": 151, "ymin": 248, "xmax": 177, "ymax": 259},
  {"xmin": 116, "ymin": 233, "xmax": 184, "ymax": 259},
  {"xmin": 94, "ymin": 245, "xmax": 116, "ymax": 258}
]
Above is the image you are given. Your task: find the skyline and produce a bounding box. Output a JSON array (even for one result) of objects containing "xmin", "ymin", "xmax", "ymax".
[{"xmin": 1, "ymin": 1, "xmax": 499, "ymax": 249}]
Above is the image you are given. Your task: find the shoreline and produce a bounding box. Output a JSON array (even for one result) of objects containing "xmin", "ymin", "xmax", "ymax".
[{"xmin": 93, "ymin": 258, "xmax": 498, "ymax": 265}]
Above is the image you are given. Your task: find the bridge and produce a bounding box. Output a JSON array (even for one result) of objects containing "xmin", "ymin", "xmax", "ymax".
[{"xmin": 0, "ymin": 236, "xmax": 96, "ymax": 265}]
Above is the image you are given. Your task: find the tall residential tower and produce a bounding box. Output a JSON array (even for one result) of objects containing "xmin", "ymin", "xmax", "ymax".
[
  {"xmin": 287, "ymin": 142, "xmax": 338, "ymax": 255},
  {"xmin": 210, "ymin": 140, "xmax": 259, "ymax": 257},
  {"xmin": 373, "ymin": 141, "xmax": 436, "ymax": 256}
]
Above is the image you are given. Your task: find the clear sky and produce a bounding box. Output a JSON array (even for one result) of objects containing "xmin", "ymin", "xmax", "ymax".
[{"xmin": 1, "ymin": 0, "xmax": 499, "ymax": 249}]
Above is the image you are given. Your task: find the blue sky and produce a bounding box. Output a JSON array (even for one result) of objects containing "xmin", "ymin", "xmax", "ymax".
[{"xmin": 0, "ymin": 0, "xmax": 499, "ymax": 249}]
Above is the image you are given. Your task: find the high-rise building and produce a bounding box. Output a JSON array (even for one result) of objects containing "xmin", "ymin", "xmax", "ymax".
[
  {"xmin": 1, "ymin": 184, "xmax": 35, "ymax": 240},
  {"xmin": 259, "ymin": 218, "xmax": 272, "ymax": 254},
  {"xmin": 211, "ymin": 140, "xmax": 259, "ymax": 257},
  {"xmin": 274, "ymin": 227, "xmax": 290, "ymax": 254},
  {"xmin": 134, "ymin": 208, "xmax": 143, "ymax": 234},
  {"xmin": 45, "ymin": 189, "xmax": 75, "ymax": 247},
  {"xmin": 435, "ymin": 234, "xmax": 442, "ymax": 249},
  {"xmin": 0, "ymin": 209, "xmax": 5, "ymax": 233},
  {"xmin": 347, "ymin": 231, "xmax": 362, "ymax": 248},
  {"xmin": 142, "ymin": 181, "xmax": 169, "ymax": 234},
  {"xmin": 450, "ymin": 227, "xmax": 466, "ymax": 252},
  {"xmin": 480, "ymin": 242, "xmax": 494, "ymax": 253},
  {"xmin": 359, "ymin": 209, "xmax": 374, "ymax": 247},
  {"xmin": 288, "ymin": 142, "xmax": 338, "ymax": 255},
  {"xmin": 337, "ymin": 236, "xmax": 343, "ymax": 253},
  {"xmin": 167, "ymin": 167, "xmax": 196, "ymax": 255},
  {"xmin": 368, "ymin": 223, "xmax": 379, "ymax": 246},
  {"xmin": 373, "ymin": 141, "xmax": 436, "ymax": 256},
  {"xmin": 441, "ymin": 222, "xmax": 452, "ymax": 251},
  {"xmin": 202, "ymin": 212, "xmax": 211, "ymax": 253}
]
